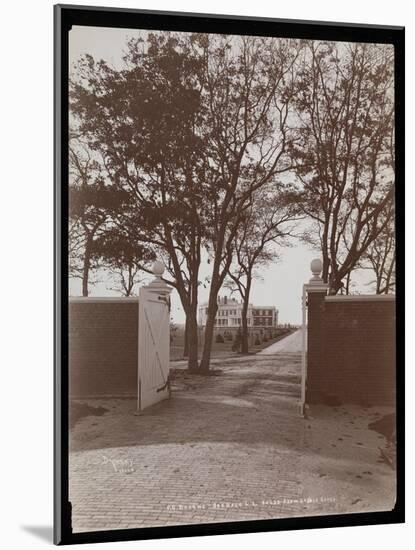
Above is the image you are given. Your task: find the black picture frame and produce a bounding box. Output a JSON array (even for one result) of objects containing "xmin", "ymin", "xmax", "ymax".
[{"xmin": 54, "ymin": 4, "xmax": 405, "ymax": 545}]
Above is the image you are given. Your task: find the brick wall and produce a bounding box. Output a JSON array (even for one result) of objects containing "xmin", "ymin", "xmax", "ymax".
[
  {"xmin": 307, "ymin": 295, "xmax": 396, "ymax": 406},
  {"xmin": 69, "ymin": 298, "xmax": 138, "ymax": 397}
]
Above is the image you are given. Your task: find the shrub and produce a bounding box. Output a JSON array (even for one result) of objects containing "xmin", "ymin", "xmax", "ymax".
[{"xmin": 215, "ymin": 333, "xmax": 225, "ymax": 343}]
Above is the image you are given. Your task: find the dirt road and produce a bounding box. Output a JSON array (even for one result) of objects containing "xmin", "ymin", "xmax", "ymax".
[{"xmin": 258, "ymin": 328, "xmax": 305, "ymax": 354}]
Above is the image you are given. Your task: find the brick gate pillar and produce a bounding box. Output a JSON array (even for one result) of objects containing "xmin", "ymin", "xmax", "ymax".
[{"xmin": 305, "ymin": 259, "xmax": 329, "ymax": 404}]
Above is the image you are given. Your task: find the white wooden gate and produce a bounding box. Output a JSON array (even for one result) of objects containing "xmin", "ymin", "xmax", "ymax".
[{"xmin": 138, "ymin": 262, "xmax": 172, "ymax": 412}]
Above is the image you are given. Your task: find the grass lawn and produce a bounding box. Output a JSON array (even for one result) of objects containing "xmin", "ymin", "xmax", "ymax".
[{"xmin": 170, "ymin": 327, "xmax": 294, "ymax": 361}]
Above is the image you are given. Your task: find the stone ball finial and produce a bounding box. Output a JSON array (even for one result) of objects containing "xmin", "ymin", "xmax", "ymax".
[
  {"xmin": 310, "ymin": 258, "xmax": 323, "ymax": 280},
  {"xmin": 152, "ymin": 260, "xmax": 165, "ymax": 278}
]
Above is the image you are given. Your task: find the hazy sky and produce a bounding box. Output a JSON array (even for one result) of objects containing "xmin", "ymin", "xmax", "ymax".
[{"xmin": 68, "ymin": 25, "xmax": 376, "ymax": 325}]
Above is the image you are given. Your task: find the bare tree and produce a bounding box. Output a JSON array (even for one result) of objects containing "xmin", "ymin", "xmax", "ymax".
[
  {"xmin": 360, "ymin": 203, "xmax": 395, "ymax": 294},
  {"xmin": 292, "ymin": 41, "xmax": 395, "ymax": 294},
  {"xmin": 198, "ymin": 35, "xmax": 302, "ymax": 370},
  {"xmin": 69, "ymin": 143, "xmax": 111, "ymax": 296},
  {"xmin": 225, "ymin": 187, "xmax": 300, "ymax": 353}
]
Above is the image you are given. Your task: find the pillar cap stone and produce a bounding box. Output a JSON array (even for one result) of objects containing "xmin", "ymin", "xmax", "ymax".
[
  {"xmin": 310, "ymin": 258, "xmax": 323, "ymax": 276},
  {"xmin": 145, "ymin": 259, "xmax": 172, "ymax": 295},
  {"xmin": 310, "ymin": 258, "xmax": 323, "ymax": 282},
  {"xmin": 152, "ymin": 260, "xmax": 165, "ymax": 278},
  {"xmin": 304, "ymin": 258, "xmax": 328, "ymax": 293}
]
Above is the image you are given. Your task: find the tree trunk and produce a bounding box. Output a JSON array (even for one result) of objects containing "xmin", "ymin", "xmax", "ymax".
[
  {"xmin": 82, "ymin": 236, "xmax": 92, "ymax": 297},
  {"xmin": 240, "ymin": 278, "xmax": 252, "ymax": 354},
  {"xmin": 329, "ymin": 276, "xmax": 344, "ymax": 295},
  {"xmin": 322, "ymin": 219, "xmax": 330, "ymax": 283},
  {"xmin": 182, "ymin": 303, "xmax": 199, "ymax": 369},
  {"xmin": 376, "ymin": 271, "xmax": 382, "ymax": 294},
  {"xmin": 183, "ymin": 316, "xmax": 189, "ymax": 358},
  {"xmin": 186, "ymin": 305, "xmax": 199, "ymax": 371},
  {"xmin": 345, "ymin": 272, "xmax": 351, "ymax": 295},
  {"xmin": 162, "ymin": 225, "xmax": 201, "ymax": 369},
  {"xmin": 199, "ymin": 288, "xmax": 219, "ymax": 372},
  {"xmin": 241, "ymin": 303, "xmax": 249, "ymax": 354},
  {"xmin": 199, "ymin": 227, "xmax": 231, "ymax": 371},
  {"xmin": 126, "ymin": 265, "xmax": 134, "ymax": 296}
]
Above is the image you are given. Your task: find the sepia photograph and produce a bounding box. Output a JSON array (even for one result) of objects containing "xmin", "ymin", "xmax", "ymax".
[{"xmin": 54, "ymin": 6, "xmax": 403, "ymax": 544}]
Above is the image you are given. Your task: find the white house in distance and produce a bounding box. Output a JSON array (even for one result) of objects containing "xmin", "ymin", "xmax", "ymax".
[{"xmin": 198, "ymin": 295, "xmax": 279, "ymax": 338}]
